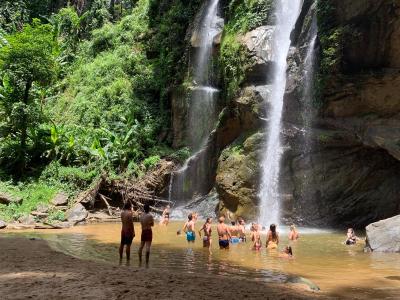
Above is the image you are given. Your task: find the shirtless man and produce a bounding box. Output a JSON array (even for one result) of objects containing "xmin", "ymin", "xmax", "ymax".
[
  {"xmin": 119, "ymin": 202, "xmax": 135, "ymax": 261},
  {"xmin": 183, "ymin": 213, "xmax": 196, "ymax": 243},
  {"xmin": 217, "ymin": 216, "xmax": 231, "ymax": 249},
  {"xmin": 138, "ymin": 204, "xmax": 154, "ymax": 266}
]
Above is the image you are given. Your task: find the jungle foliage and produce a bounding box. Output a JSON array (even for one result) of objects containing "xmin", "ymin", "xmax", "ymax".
[{"xmin": 0, "ymin": 0, "xmax": 201, "ymax": 209}]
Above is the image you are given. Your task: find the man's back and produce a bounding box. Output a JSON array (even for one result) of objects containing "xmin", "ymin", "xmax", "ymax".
[
  {"xmin": 140, "ymin": 212, "xmax": 154, "ymax": 230},
  {"xmin": 121, "ymin": 210, "xmax": 134, "ymax": 233}
]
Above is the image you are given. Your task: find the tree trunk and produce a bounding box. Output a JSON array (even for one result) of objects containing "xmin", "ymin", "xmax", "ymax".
[
  {"xmin": 19, "ymin": 79, "xmax": 32, "ymax": 176},
  {"xmin": 110, "ymin": 0, "xmax": 115, "ymax": 20}
]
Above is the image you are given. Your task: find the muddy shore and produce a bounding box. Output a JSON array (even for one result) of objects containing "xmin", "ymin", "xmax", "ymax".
[{"xmin": 0, "ymin": 237, "xmax": 326, "ymax": 300}]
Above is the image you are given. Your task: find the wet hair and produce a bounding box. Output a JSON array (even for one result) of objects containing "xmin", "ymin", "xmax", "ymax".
[
  {"xmin": 290, "ymin": 224, "xmax": 296, "ymax": 231},
  {"xmin": 144, "ymin": 203, "xmax": 150, "ymax": 213},
  {"xmin": 286, "ymin": 246, "xmax": 293, "ymax": 256},
  {"xmin": 270, "ymin": 224, "xmax": 277, "ymax": 240},
  {"xmin": 188, "ymin": 213, "xmax": 193, "ymax": 221},
  {"xmin": 206, "ymin": 217, "xmax": 211, "ymax": 223},
  {"xmin": 123, "ymin": 202, "xmax": 132, "ymax": 210},
  {"xmin": 231, "ymin": 221, "xmax": 236, "ymax": 226}
]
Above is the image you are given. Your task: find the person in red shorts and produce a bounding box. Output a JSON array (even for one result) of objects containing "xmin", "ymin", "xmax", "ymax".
[
  {"xmin": 138, "ymin": 203, "xmax": 154, "ymax": 267},
  {"xmin": 119, "ymin": 202, "xmax": 135, "ymax": 261}
]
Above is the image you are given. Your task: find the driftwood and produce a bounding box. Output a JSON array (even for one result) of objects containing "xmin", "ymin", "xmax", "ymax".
[
  {"xmin": 99, "ymin": 194, "xmax": 113, "ymax": 216},
  {"xmin": 74, "ymin": 171, "xmax": 173, "ymax": 216}
]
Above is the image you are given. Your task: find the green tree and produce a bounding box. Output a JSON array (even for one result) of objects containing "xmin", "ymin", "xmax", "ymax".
[{"xmin": 0, "ymin": 20, "xmax": 58, "ymax": 175}]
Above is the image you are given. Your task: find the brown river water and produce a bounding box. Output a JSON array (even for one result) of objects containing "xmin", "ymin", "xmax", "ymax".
[{"xmin": 4, "ymin": 222, "xmax": 400, "ymax": 299}]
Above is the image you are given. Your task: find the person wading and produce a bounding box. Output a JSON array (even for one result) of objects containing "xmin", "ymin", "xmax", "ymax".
[
  {"xmin": 217, "ymin": 216, "xmax": 231, "ymax": 250},
  {"xmin": 183, "ymin": 213, "xmax": 196, "ymax": 243},
  {"xmin": 138, "ymin": 203, "xmax": 154, "ymax": 267}
]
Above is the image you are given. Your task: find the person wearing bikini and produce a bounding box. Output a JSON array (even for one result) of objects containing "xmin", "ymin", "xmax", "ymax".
[
  {"xmin": 160, "ymin": 205, "xmax": 171, "ymax": 226},
  {"xmin": 199, "ymin": 217, "xmax": 212, "ymax": 253},
  {"xmin": 266, "ymin": 223, "xmax": 279, "ymax": 249}
]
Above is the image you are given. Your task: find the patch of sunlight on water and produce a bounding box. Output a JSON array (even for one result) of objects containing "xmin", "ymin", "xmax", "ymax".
[{"xmin": 5, "ymin": 221, "xmax": 400, "ymax": 298}]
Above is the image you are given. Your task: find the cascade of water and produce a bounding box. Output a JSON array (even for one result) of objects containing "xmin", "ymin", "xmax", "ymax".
[
  {"xmin": 302, "ymin": 18, "xmax": 318, "ymax": 155},
  {"xmin": 299, "ymin": 17, "xmax": 318, "ymax": 197},
  {"xmin": 258, "ymin": 0, "xmax": 302, "ymax": 226},
  {"xmin": 170, "ymin": 0, "xmax": 222, "ymax": 204}
]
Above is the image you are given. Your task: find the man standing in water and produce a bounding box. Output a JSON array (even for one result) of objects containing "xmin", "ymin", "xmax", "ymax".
[
  {"xmin": 183, "ymin": 213, "xmax": 196, "ymax": 243},
  {"xmin": 119, "ymin": 202, "xmax": 135, "ymax": 262},
  {"xmin": 217, "ymin": 216, "xmax": 231, "ymax": 249},
  {"xmin": 138, "ymin": 203, "xmax": 154, "ymax": 267}
]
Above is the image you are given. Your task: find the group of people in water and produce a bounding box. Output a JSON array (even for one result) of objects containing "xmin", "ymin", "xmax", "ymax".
[
  {"xmin": 176, "ymin": 211, "xmax": 299, "ymax": 258},
  {"xmin": 119, "ymin": 203, "xmax": 361, "ymax": 265}
]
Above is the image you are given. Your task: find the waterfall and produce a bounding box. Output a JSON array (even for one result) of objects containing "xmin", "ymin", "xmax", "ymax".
[
  {"xmin": 302, "ymin": 18, "xmax": 318, "ymax": 155},
  {"xmin": 170, "ymin": 0, "xmax": 222, "ymax": 204},
  {"xmin": 299, "ymin": 16, "xmax": 318, "ymax": 198},
  {"xmin": 258, "ymin": 0, "xmax": 302, "ymax": 226}
]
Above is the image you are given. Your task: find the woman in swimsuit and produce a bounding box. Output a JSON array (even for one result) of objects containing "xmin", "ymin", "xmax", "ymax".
[
  {"xmin": 199, "ymin": 217, "xmax": 212, "ymax": 253},
  {"xmin": 288, "ymin": 224, "xmax": 299, "ymax": 240},
  {"xmin": 160, "ymin": 205, "xmax": 170, "ymax": 226},
  {"xmin": 252, "ymin": 226, "xmax": 262, "ymax": 250},
  {"xmin": 266, "ymin": 223, "xmax": 279, "ymax": 249}
]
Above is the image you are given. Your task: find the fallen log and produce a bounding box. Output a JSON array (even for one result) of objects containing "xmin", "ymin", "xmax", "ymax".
[{"xmin": 99, "ymin": 193, "xmax": 113, "ymax": 216}]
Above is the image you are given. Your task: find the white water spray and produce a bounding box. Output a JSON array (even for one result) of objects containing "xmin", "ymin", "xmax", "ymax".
[
  {"xmin": 170, "ymin": 0, "xmax": 222, "ymax": 203},
  {"xmin": 258, "ymin": 0, "xmax": 302, "ymax": 226}
]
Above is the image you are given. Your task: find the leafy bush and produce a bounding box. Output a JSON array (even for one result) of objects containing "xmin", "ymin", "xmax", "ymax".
[
  {"xmin": 142, "ymin": 155, "xmax": 160, "ymax": 170},
  {"xmin": 0, "ymin": 181, "xmax": 58, "ymax": 221}
]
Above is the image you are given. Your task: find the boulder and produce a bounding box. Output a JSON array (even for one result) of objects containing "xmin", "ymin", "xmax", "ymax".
[
  {"xmin": 51, "ymin": 193, "xmax": 69, "ymax": 206},
  {"xmin": 66, "ymin": 203, "xmax": 88, "ymax": 223},
  {"xmin": 216, "ymin": 133, "xmax": 264, "ymax": 220},
  {"xmin": 18, "ymin": 214, "xmax": 36, "ymax": 225},
  {"xmin": 36, "ymin": 203, "xmax": 50, "ymax": 213},
  {"xmin": 0, "ymin": 220, "xmax": 6, "ymax": 229},
  {"xmin": 0, "ymin": 193, "xmax": 22, "ymax": 205},
  {"xmin": 366, "ymin": 215, "xmax": 400, "ymax": 252}
]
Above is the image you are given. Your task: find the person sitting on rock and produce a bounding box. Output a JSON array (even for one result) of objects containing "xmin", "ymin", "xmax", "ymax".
[{"xmin": 345, "ymin": 228, "xmax": 359, "ymax": 245}]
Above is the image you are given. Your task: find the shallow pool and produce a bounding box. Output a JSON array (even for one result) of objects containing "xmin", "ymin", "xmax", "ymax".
[{"xmin": 5, "ymin": 222, "xmax": 400, "ymax": 298}]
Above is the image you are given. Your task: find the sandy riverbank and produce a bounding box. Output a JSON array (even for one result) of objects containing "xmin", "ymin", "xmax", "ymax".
[{"xmin": 0, "ymin": 237, "xmax": 326, "ymax": 300}]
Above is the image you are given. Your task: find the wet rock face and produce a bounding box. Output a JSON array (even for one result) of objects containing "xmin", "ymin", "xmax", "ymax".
[
  {"xmin": 216, "ymin": 0, "xmax": 400, "ymax": 227},
  {"xmin": 216, "ymin": 133, "xmax": 264, "ymax": 220},
  {"xmin": 279, "ymin": 0, "xmax": 400, "ymax": 227},
  {"xmin": 333, "ymin": 0, "xmax": 400, "ymax": 70},
  {"xmin": 366, "ymin": 215, "xmax": 400, "ymax": 252}
]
